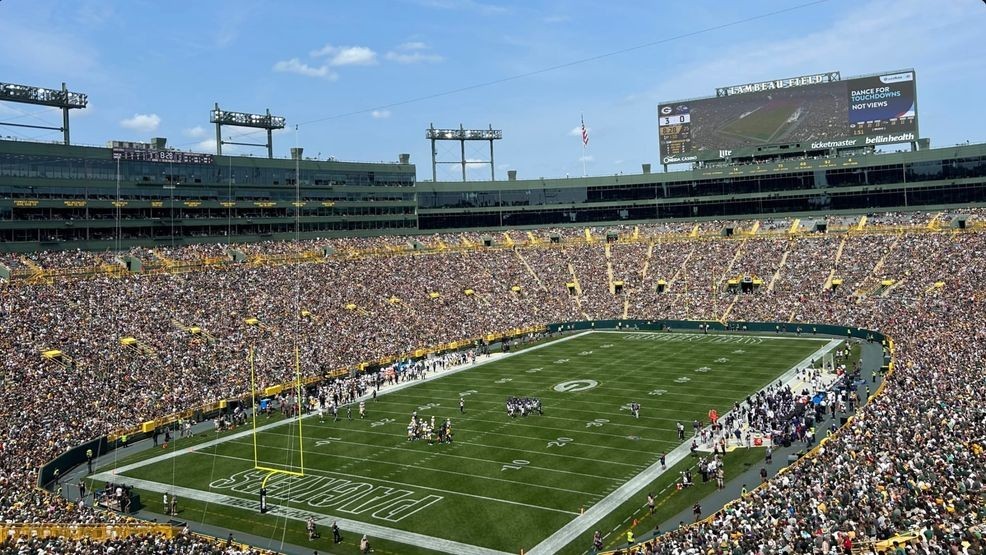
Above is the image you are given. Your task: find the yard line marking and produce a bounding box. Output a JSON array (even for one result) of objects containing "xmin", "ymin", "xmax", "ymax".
[
  {"xmin": 246, "ymin": 432, "xmax": 623, "ymax": 481},
  {"xmin": 102, "ymin": 330, "xmax": 595, "ymax": 478},
  {"xmin": 524, "ymin": 336, "xmax": 841, "ymax": 555},
  {"xmin": 600, "ymin": 330, "xmax": 830, "ymax": 342},
  {"xmin": 261, "ymin": 423, "xmax": 648, "ymax": 469},
  {"xmin": 350, "ymin": 407, "xmax": 680, "ymax": 439},
  {"xmin": 86, "ymin": 475, "xmax": 512, "ymax": 555},
  {"xmin": 178, "ymin": 450, "xmax": 583, "ymax": 515},
  {"xmin": 223, "ymin": 438, "xmax": 608, "ymax": 495}
]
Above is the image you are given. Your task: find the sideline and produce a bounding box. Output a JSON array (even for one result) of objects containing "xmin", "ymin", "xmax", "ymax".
[
  {"xmin": 97, "ymin": 330, "xmax": 593, "ymax": 555},
  {"xmin": 93, "ymin": 475, "xmax": 511, "ymax": 555},
  {"xmin": 525, "ymin": 335, "xmax": 841, "ymax": 555},
  {"xmin": 100, "ymin": 330, "xmax": 592, "ymax": 478}
]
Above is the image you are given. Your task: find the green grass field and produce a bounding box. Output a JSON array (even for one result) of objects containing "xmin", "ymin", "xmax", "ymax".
[
  {"xmin": 718, "ymin": 101, "xmax": 800, "ymax": 143},
  {"xmin": 97, "ymin": 331, "xmax": 832, "ymax": 555}
]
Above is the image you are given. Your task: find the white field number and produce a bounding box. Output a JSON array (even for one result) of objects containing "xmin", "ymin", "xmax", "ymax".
[
  {"xmin": 547, "ymin": 437, "xmax": 574, "ymax": 448},
  {"xmin": 586, "ymin": 418, "xmax": 609, "ymax": 428},
  {"xmin": 370, "ymin": 418, "xmax": 394, "ymax": 427},
  {"xmin": 501, "ymin": 459, "xmax": 530, "ymax": 471}
]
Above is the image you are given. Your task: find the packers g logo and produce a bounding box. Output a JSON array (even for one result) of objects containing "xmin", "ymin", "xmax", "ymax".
[
  {"xmin": 553, "ymin": 380, "xmax": 599, "ymax": 393},
  {"xmin": 660, "ymin": 106, "xmax": 672, "ymax": 115}
]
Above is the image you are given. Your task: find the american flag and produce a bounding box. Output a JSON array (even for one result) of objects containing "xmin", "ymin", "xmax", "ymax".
[{"xmin": 580, "ymin": 116, "xmax": 589, "ymax": 147}]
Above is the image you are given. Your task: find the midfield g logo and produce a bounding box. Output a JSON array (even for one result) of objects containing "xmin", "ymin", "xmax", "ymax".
[{"xmin": 553, "ymin": 379, "xmax": 599, "ymax": 393}]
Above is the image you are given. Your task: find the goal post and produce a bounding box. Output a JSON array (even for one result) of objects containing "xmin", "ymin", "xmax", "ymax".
[{"xmin": 249, "ymin": 345, "xmax": 306, "ymax": 479}]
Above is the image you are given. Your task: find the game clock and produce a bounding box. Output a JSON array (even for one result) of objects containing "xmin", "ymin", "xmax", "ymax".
[{"xmin": 658, "ymin": 107, "xmax": 692, "ymax": 156}]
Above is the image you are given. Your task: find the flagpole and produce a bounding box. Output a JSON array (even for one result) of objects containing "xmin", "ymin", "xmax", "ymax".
[
  {"xmin": 582, "ymin": 142, "xmax": 587, "ymax": 178},
  {"xmin": 580, "ymin": 113, "xmax": 588, "ymax": 177}
]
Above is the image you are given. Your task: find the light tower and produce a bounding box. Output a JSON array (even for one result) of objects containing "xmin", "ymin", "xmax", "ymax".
[
  {"xmin": 426, "ymin": 124, "xmax": 502, "ymax": 182},
  {"xmin": 210, "ymin": 103, "xmax": 286, "ymax": 158},
  {"xmin": 0, "ymin": 82, "xmax": 88, "ymax": 145}
]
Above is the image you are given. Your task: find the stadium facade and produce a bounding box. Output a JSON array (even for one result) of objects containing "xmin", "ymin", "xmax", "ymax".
[{"xmin": 0, "ymin": 136, "xmax": 984, "ymax": 251}]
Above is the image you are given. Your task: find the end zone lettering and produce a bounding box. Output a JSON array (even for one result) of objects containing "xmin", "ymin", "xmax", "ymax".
[{"xmin": 209, "ymin": 469, "xmax": 443, "ymax": 523}]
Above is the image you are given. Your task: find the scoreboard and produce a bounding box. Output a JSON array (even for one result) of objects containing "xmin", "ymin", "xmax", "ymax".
[
  {"xmin": 657, "ymin": 69, "xmax": 919, "ymax": 164},
  {"xmin": 658, "ymin": 109, "xmax": 691, "ymax": 157}
]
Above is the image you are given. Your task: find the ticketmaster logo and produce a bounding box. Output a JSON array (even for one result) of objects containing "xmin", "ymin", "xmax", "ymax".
[{"xmin": 810, "ymin": 139, "xmax": 858, "ymax": 149}]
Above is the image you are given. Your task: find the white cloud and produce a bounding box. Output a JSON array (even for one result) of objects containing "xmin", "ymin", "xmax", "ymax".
[
  {"xmin": 310, "ymin": 44, "xmax": 378, "ymax": 66},
  {"xmin": 385, "ymin": 41, "xmax": 444, "ymax": 64},
  {"xmin": 120, "ymin": 113, "xmax": 161, "ymax": 133},
  {"xmin": 371, "ymin": 110, "xmax": 391, "ymax": 119},
  {"xmin": 413, "ymin": 0, "xmax": 508, "ymax": 16},
  {"xmin": 0, "ymin": 20, "xmax": 99, "ymax": 77},
  {"xmin": 398, "ymin": 41, "xmax": 429, "ymax": 51},
  {"xmin": 386, "ymin": 51, "xmax": 444, "ymax": 64},
  {"xmin": 76, "ymin": 2, "xmax": 115, "ymax": 27},
  {"xmin": 624, "ymin": 0, "xmax": 980, "ymax": 109},
  {"xmin": 194, "ymin": 138, "xmax": 245, "ymax": 155},
  {"xmin": 273, "ymin": 58, "xmax": 337, "ymax": 79},
  {"xmin": 183, "ymin": 126, "xmax": 207, "ymax": 138}
]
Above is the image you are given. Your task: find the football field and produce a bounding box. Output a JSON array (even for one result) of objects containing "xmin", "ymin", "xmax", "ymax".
[
  {"xmin": 97, "ymin": 330, "xmax": 835, "ymax": 555},
  {"xmin": 717, "ymin": 100, "xmax": 801, "ymax": 143}
]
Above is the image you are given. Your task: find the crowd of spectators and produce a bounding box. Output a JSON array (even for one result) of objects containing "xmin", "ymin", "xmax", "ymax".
[{"xmin": 0, "ymin": 210, "xmax": 983, "ymax": 553}]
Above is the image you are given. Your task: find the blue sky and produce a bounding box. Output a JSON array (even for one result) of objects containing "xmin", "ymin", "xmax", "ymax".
[{"xmin": 0, "ymin": 0, "xmax": 983, "ymax": 180}]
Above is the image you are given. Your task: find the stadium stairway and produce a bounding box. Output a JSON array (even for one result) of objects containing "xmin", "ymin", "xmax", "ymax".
[
  {"xmin": 766, "ymin": 241, "xmax": 793, "ymax": 293},
  {"xmin": 119, "ymin": 337, "xmax": 158, "ymax": 359},
  {"xmin": 513, "ymin": 249, "xmax": 548, "ymax": 292},
  {"xmin": 566, "ymin": 262, "xmax": 592, "ymax": 319},
  {"xmin": 788, "ymin": 218, "xmax": 802, "ymax": 235},
  {"xmin": 604, "ymin": 243, "xmax": 617, "ymax": 293},
  {"xmin": 852, "ymin": 234, "xmax": 902, "ymax": 299},
  {"xmin": 19, "ymin": 256, "xmax": 47, "ymax": 283},
  {"xmin": 665, "ymin": 242, "xmax": 696, "ymax": 290},
  {"xmin": 716, "ymin": 239, "xmax": 746, "ymax": 289},
  {"xmin": 171, "ymin": 319, "xmax": 216, "ymax": 344},
  {"xmin": 639, "ymin": 242, "xmax": 655, "ymax": 282},
  {"xmin": 880, "ymin": 279, "xmax": 903, "ymax": 298}
]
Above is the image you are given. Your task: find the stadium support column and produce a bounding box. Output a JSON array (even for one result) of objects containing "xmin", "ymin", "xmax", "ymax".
[
  {"xmin": 215, "ymin": 103, "xmax": 223, "ymax": 156},
  {"xmin": 460, "ymin": 124, "xmax": 467, "ymax": 182},
  {"xmin": 266, "ymin": 109, "xmax": 274, "ymax": 159},
  {"xmin": 430, "ymin": 123, "xmax": 438, "ymax": 183},
  {"xmin": 489, "ymin": 124, "xmax": 496, "ymax": 181},
  {"xmin": 61, "ymin": 83, "xmax": 71, "ymax": 145}
]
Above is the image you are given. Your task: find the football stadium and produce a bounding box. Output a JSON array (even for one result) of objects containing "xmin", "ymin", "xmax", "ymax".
[{"xmin": 2, "ymin": 3, "xmax": 985, "ymax": 555}]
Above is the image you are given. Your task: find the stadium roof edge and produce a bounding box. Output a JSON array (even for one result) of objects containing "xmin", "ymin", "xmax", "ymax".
[{"xmin": 423, "ymin": 141, "xmax": 984, "ymax": 191}]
